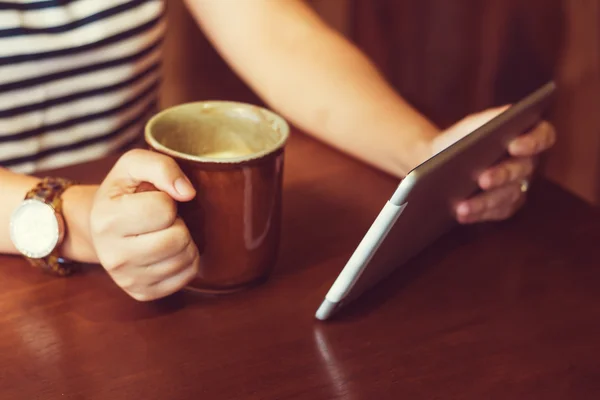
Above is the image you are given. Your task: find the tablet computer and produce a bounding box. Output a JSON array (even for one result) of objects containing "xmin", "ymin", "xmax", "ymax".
[{"xmin": 315, "ymin": 81, "xmax": 557, "ymax": 321}]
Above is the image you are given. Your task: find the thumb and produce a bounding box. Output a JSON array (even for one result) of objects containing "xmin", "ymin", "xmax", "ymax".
[
  {"xmin": 434, "ymin": 105, "xmax": 512, "ymax": 153},
  {"xmin": 458, "ymin": 104, "xmax": 511, "ymax": 131},
  {"xmin": 103, "ymin": 149, "xmax": 196, "ymax": 202}
]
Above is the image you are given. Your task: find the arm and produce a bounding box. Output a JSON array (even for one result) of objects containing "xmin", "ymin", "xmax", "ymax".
[
  {"xmin": 183, "ymin": 0, "xmax": 439, "ymax": 177},
  {"xmin": 0, "ymin": 167, "xmax": 98, "ymax": 263},
  {"xmin": 1, "ymin": 150, "xmax": 201, "ymax": 300},
  {"xmin": 183, "ymin": 0, "xmax": 557, "ymax": 224}
]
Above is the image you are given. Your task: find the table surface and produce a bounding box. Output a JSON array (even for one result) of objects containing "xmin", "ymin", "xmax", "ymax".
[{"xmin": 1, "ymin": 133, "xmax": 599, "ymax": 400}]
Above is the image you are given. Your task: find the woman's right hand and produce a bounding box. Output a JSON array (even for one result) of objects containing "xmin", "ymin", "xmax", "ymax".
[{"xmin": 89, "ymin": 149, "xmax": 200, "ymax": 301}]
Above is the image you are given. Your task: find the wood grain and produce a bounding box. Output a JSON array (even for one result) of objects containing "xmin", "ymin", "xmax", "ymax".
[
  {"xmin": 350, "ymin": 0, "xmax": 600, "ymax": 204},
  {"xmin": 1, "ymin": 131, "xmax": 600, "ymax": 399},
  {"xmin": 159, "ymin": 0, "xmax": 600, "ymax": 203}
]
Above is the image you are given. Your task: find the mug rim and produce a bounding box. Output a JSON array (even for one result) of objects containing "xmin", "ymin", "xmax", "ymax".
[{"xmin": 145, "ymin": 101, "xmax": 290, "ymax": 164}]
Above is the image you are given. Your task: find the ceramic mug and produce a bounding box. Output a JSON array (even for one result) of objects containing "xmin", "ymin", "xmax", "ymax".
[{"xmin": 145, "ymin": 101, "xmax": 290, "ymax": 294}]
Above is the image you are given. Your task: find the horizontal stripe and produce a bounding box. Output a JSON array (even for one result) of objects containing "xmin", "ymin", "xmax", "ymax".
[
  {"xmin": 0, "ymin": 69, "xmax": 160, "ymax": 137},
  {"xmin": 0, "ymin": 16, "xmax": 164, "ymax": 85},
  {"xmin": 24, "ymin": 129, "xmax": 142, "ymax": 173},
  {"xmin": 8, "ymin": 115, "xmax": 148, "ymax": 174},
  {"xmin": 1, "ymin": 97, "xmax": 157, "ymax": 168},
  {"xmin": 0, "ymin": 14, "xmax": 162, "ymax": 66},
  {"xmin": 0, "ymin": 62, "xmax": 160, "ymax": 118},
  {"xmin": 0, "ymin": 1, "xmax": 162, "ymax": 57},
  {"xmin": 0, "ymin": 43, "xmax": 162, "ymax": 111},
  {"xmin": 0, "ymin": 0, "xmax": 148, "ymax": 37},
  {"xmin": 14, "ymin": 130, "xmax": 143, "ymax": 173},
  {"xmin": 0, "ymin": 1, "xmax": 80, "ymax": 11},
  {"xmin": 0, "ymin": 0, "xmax": 131, "ymax": 30},
  {"xmin": 0, "ymin": 0, "xmax": 165, "ymax": 173},
  {"xmin": 0, "ymin": 91, "xmax": 157, "ymax": 160},
  {"xmin": 0, "ymin": 36, "xmax": 162, "ymax": 93},
  {"xmin": 0, "ymin": 78, "xmax": 159, "ymax": 143}
]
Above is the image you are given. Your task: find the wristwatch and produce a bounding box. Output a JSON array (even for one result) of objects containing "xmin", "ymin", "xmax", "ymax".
[{"xmin": 9, "ymin": 177, "xmax": 77, "ymax": 276}]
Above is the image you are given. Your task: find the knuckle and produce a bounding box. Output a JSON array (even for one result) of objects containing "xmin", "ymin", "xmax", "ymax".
[
  {"xmin": 541, "ymin": 120, "xmax": 553, "ymax": 133},
  {"xmin": 187, "ymin": 247, "xmax": 200, "ymax": 273},
  {"xmin": 148, "ymin": 150, "xmax": 178, "ymax": 171},
  {"xmin": 129, "ymin": 291, "xmax": 154, "ymax": 302},
  {"xmin": 158, "ymin": 158, "xmax": 183, "ymax": 183},
  {"xmin": 171, "ymin": 222, "xmax": 193, "ymax": 253},
  {"xmin": 100, "ymin": 254, "xmax": 127, "ymax": 273},
  {"xmin": 139, "ymin": 192, "xmax": 178, "ymax": 230},
  {"xmin": 116, "ymin": 274, "xmax": 138, "ymax": 292},
  {"xmin": 90, "ymin": 210, "xmax": 120, "ymax": 235},
  {"xmin": 537, "ymin": 121, "xmax": 556, "ymax": 147},
  {"xmin": 155, "ymin": 220, "xmax": 192, "ymax": 257},
  {"xmin": 155, "ymin": 192, "xmax": 178, "ymax": 224},
  {"xmin": 120, "ymin": 148, "xmax": 147, "ymax": 164},
  {"xmin": 191, "ymin": 256, "xmax": 200, "ymax": 275},
  {"xmin": 184, "ymin": 264, "xmax": 199, "ymax": 283},
  {"xmin": 158, "ymin": 152, "xmax": 178, "ymax": 169},
  {"xmin": 118, "ymin": 149, "xmax": 180, "ymax": 177}
]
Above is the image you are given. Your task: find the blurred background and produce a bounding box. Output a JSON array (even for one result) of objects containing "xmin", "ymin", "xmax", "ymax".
[{"xmin": 160, "ymin": 0, "xmax": 600, "ymax": 206}]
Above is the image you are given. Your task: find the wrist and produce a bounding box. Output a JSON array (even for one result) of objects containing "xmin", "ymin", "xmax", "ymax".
[
  {"xmin": 362, "ymin": 99, "xmax": 439, "ymax": 178},
  {"xmin": 404, "ymin": 135, "xmax": 436, "ymax": 172},
  {"xmin": 387, "ymin": 121, "xmax": 439, "ymax": 177},
  {"xmin": 60, "ymin": 184, "xmax": 99, "ymax": 264}
]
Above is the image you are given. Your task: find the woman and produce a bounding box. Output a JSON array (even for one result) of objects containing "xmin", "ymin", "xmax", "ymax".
[{"xmin": 0, "ymin": 0, "xmax": 555, "ymax": 300}]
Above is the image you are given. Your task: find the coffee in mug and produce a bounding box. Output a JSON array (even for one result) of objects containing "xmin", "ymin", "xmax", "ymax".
[{"xmin": 145, "ymin": 101, "xmax": 290, "ymax": 293}]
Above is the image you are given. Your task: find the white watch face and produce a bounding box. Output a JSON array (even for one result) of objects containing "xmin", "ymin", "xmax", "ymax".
[{"xmin": 10, "ymin": 199, "xmax": 61, "ymax": 259}]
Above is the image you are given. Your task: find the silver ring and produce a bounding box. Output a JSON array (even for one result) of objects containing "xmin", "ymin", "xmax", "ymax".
[{"xmin": 520, "ymin": 179, "xmax": 530, "ymax": 193}]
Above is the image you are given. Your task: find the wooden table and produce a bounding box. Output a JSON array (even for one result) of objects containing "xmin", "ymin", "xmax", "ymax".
[{"xmin": 1, "ymin": 133, "xmax": 599, "ymax": 400}]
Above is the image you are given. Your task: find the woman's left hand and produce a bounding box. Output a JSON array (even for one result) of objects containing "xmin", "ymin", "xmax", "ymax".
[{"xmin": 431, "ymin": 107, "xmax": 557, "ymax": 224}]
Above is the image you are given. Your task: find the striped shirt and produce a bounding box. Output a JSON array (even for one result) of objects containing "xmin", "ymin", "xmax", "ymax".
[{"xmin": 0, "ymin": 0, "xmax": 165, "ymax": 173}]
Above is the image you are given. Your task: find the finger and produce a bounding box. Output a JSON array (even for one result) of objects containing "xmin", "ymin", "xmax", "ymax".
[
  {"xmin": 480, "ymin": 195, "xmax": 526, "ymax": 222},
  {"xmin": 144, "ymin": 239, "xmax": 199, "ymax": 285},
  {"xmin": 456, "ymin": 183, "xmax": 522, "ymax": 224},
  {"xmin": 104, "ymin": 218, "xmax": 193, "ymax": 271},
  {"xmin": 113, "ymin": 239, "xmax": 198, "ymax": 296},
  {"xmin": 508, "ymin": 120, "xmax": 556, "ymax": 156},
  {"xmin": 130, "ymin": 260, "xmax": 199, "ymax": 302},
  {"xmin": 130, "ymin": 217, "xmax": 193, "ymax": 265},
  {"xmin": 151, "ymin": 261, "xmax": 199, "ymax": 296},
  {"xmin": 95, "ymin": 190, "xmax": 178, "ymax": 237},
  {"xmin": 103, "ymin": 149, "xmax": 196, "ymax": 202},
  {"xmin": 478, "ymin": 157, "xmax": 535, "ymax": 189}
]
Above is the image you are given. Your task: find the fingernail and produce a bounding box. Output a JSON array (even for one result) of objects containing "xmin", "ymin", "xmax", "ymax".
[
  {"xmin": 480, "ymin": 173, "xmax": 493, "ymax": 189},
  {"xmin": 508, "ymin": 140, "xmax": 522, "ymax": 154},
  {"xmin": 174, "ymin": 177, "xmax": 195, "ymax": 197},
  {"xmin": 457, "ymin": 203, "xmax": 470, "ymax": 216}
]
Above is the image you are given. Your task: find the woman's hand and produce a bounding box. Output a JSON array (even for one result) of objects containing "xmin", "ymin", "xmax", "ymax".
[
  {"xmin": 90, "ymin": 149, "xmax": 200, "ymax": 301},
  {"xmin": 431, "ymin": 107, "xmax": 557, "ymax": 224}
]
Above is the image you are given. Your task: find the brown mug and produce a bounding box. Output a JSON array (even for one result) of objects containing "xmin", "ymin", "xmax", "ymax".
[{"xmin": 144, "ymin": 101, "xmax": 290, "ymax": 294}]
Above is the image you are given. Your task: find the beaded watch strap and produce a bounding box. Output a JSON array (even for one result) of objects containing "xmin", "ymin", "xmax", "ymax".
[{"xmin": 24, "ymin": 177, "xmax": 76, "ymax": 276}]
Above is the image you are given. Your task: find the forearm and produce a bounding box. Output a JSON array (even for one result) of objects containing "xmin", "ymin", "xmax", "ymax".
[
  {"xmin": 186, "ymin": 0, "xmax": 439, "ymax": 177},
  {"xmin": 0, "ymin": 168, "xmax": 98, "ymax": 263}
]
